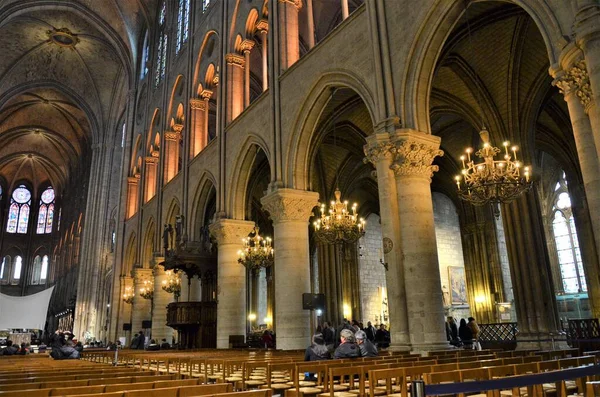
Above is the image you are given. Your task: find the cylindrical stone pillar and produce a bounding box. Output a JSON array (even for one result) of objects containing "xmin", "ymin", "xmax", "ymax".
[
  {"xmin": 261, "ymin": 188, "xmax": 319, "ymax": 350},
  {"xmin": 144, "ymin": 156, "xmax": 158, "ymax": 202},
  {"xmin": 209, "ymin": 219, "xmax": 255, "ymax": 348},
  {"xmin": 364, "ymin": 133, "xmax": 411, "ymax": 349},
  {"xmin": 278, "ymin": 0, "xmax": 301, "ymax": 71},
  {"xmin": 341, "ymin": 0, "xmax": 349, "ymax": 20},
  {"xmin": 132, "ymin": 268, "xmax": 153, "ymax": 338},
  {"xmin": 225, "ymin": 54, "xmax": 245, "ymax": 122},
  {"xmin": 391, "ymin": 130, "xmax": 448, "ymax": 351},
  {"xmin": 126, "ymin": 176, "xmax": 140, "ymax": 218},
  {"xmin": 151, "ymin": 265, "xmax": 174, "ymax": 344}
]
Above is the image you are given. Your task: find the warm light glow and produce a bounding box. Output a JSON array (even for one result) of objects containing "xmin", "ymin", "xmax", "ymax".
[
  {"xmin": 263, "ymin": 316, "xmax": 272, "ymax": 324},
  {"xmin": 343, "ymin": 303, "xmax": 352, "ymax": 319},
  {"xmin": 248, "ymin": 313, "xmax": 257, "ymax": 321},
  {"xmin": 475, "ymin": 295, "xmax": 486, "ymax": 304},
  {"xmin": 238, "ymin": 226, "xmax": 274, "ymax": 270},
  {"xmin": 314, "ymin": 189, "xmax": 365, "ymax": 244}
]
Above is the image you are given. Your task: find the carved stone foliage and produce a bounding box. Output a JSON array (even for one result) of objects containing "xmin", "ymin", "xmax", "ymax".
[
  {"xmin": 260, "ymin": 189, "xmax": 319, "ymax": 223},
  {"xmin": 363, "ymin": 141, "xmax": 395, "ymax": 164},
  {"xmin": 209, "ymin": 219, "xmax": 254, "ymax": 245},
  {"xmin": 554, "ymin": 60, "xmax": 593, "ymax": 111},
  {"xmin": 390, "ymin": 139, "xmax": 444, "ymax": 180}
]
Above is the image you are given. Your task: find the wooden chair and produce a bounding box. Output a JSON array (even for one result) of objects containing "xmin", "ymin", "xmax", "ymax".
[
  {"xmin": 176, "ymin": 383, "xmax": 233, "ymax": 397},
  {"xmin": 262, "ymin": 362, "xmax": 295, "ymax": 393},
  {"xmin": 367, "ymin": 368, "xmax": 404, "ymax": 397},
  {"xmin": 319, "ymin": 366, "xmax": 364, "ymax": 397},
  {"xmin": 104, "ymin": 382, "xmax": 154, "ymax": 392},
  {"xmin": 458, "ymin": 368, "xmax": 489, "ymax": 397},
  {"xmin": 287, "ymin": 363, "xmax": 328, "ymax": 397},
  {"xmin": 48, "ymin": 385, "xmax": 105, "ymax": 395}
]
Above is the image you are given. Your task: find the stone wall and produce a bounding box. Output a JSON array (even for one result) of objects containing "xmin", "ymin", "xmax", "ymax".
[
  {"xmin": 358, "ymin": 214, "xmax": 387, "ymax": 325},
  {"xmin": 495, "ymin": 211, "xmax": 516, "ymax": 321},
  {"xmin": 432, "ymin": 193, "xmax": 470, "ymax": 320}
]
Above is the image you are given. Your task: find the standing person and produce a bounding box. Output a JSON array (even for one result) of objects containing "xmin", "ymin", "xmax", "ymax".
[
  {"xmin": 446, "ymin": 317, "xmax": 460, "ymax": 346},
  {"xmin": 304, "ymin": 333, "xmax": 331, "ymax": 361},
  {"xmin": 375, "ymin": 324, "xmax": 390, "ymax": 349},
  {"xmin": 364, "ymin": 321, "xmax": 376, "ymax": 342},
  {"xmin": 355, "ymin": 330, "xmax": 378, "ymax": 357},
  {"xmin": 458, "ymin": 318, "xmax": 473, "ymax": 349},
  {"xmin": 322, "ymin": 322, "xmax": 335, "ymax": 350},
  {"xmin": 136, "ymin": 331, "xmax": 145, "ymax": 350},
  {"xmin": 467, "ymin": 317, "xmax": 481, "ymax": 350},
  {"xmin": 333, "ymin": 329, "xmax": 360, "ymax": 359},
  {"xmin": 130, "ymin": 332, "xmax": 140, "ymax": 349}
]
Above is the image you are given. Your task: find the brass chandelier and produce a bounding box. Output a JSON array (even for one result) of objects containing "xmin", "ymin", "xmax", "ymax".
[
  {"xmin": 122, "ymin": 286, "xmax": 134, "ymax": 304},
  {"xmin": 139, "ymin": 279, "xmax": 154, "ymax": 300},
  {"xmin": 237, "ymin": 226, "xmax": 274, "ymax": 270},
  {"xmin": 314, "ymin": 189, "xmax": 365, "ymax": 244},
  {"xmin": 454, "ymin": 128, "xmax": 532, "ymax": 217},
  {"xmin": 161, "ymin": 270, "xmax": 181, "ymax": 300}
]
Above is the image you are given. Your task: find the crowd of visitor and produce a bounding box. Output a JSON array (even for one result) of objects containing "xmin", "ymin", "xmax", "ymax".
[{"xmin": 446, "ymin": 316, "xmax": 481, "ymax": 349}]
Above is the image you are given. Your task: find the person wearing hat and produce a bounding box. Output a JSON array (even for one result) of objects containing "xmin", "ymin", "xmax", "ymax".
[
  {"xmin": 355, "ymin": 330, "xmax": 378, "ymax": 357},
  {"xmin": 304, "ymin": 333, "xmax": 331, "ymax": 361}
]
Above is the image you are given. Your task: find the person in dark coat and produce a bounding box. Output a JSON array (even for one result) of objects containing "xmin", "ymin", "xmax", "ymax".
[
  {"xmin": 364, "ymin": 321, "xmax": 376, "ymax": 342},
  {"xmin": 2, "ymin": 340, "xmax": 18, "ymax": 355},
  {"xmin": 458, "ymin": 318, "xmax": 473, "ymax": 349},
  {"xmin": 355, "ymin": 330, "xmax": 378, "ymax": 357},
  {"xmin": 146, "ymin": 339, "xmax": 160, "ymax": 351},
  {"xmin": 375, "ymin": 324, "xmax": 390, "ymax": 348},
  {"xmin": 160, "ymin": 339, "xmax": 170, "ymax": 349},
  {"xmin": 333, "ymin": 329, "xmax": 360, "ymax": 359},
  {"xmin": 322, "ymin": 322, "xmax": 335, "ymax": 349},
  {"xmin": 130, "ymin": 333, "xmax": 140, "ymax": 349},
  {"xmin": 446, "ymin": 317, "xmax": 461, "ymax": 347},
  {"xmin": 304, "ymin": 333, "xmax": 331, "ymax": 361}
]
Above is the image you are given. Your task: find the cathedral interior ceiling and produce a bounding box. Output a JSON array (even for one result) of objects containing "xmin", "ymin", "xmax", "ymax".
[{"xmin": 0, "ymin": 1, "xmax": 152, "ymax": 193}]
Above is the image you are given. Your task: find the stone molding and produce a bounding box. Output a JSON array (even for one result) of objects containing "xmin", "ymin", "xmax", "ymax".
[
  {"xmin": 256, "ymin": 19, "xmax": 268, "ymax": 33},
  {"xmin": 241, "ymin": 39, "xmax": 255, "ymax": 53},
  {"xmin": 128, "ymin": 176, "xmax": 140, "ymax": 184},
  {"xmin": 279, "ymin": 0, "xmax": 302, "ymax": 10},
  {"xmin": 363, "ymin": 138, "xmax": 395, "ymax": 164},
  {"xmin": 165, "ymin": 131, "xmax": 181, "ymax": 142},
  {"xmin": 554, "ymin": 60, "xmax": 593, "ymax": 111},
  {"xmin": 133, "ymin": 267, "xmax": 153, "ymax": 282},
  {"xmin": 190, "ymin": 98, "xmax": 205, "ymax": 110},
  {"xmin": 390, "ymin": 130, "xmax": 443, "ymax": 181},
  {"xmin": 152, "ymin": 264, "xmax": 165, "ymax": 277},
  {"xmin": 225, "ymin": 53, "xmax": 245, "ymax": 67},
  {"xmin": 145, "ymin": 155, "xmax": 159, "ymax": 164},
  {"xmin": 201, "ymin": 89, "xmax": 213, "ymax": 100},
  {"xmin": 260, "ymin": 188, "xmax": 319, "ymax": 223},
  {"xmin": 209, "ymin": 219, "xmax": 255, "ymax": 245}
]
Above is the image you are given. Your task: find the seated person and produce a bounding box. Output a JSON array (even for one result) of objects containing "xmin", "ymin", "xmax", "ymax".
[
  {"xmin": 333, "ymin": 329, "xmax": 360, "ymax": 359},
  {"xmin": 304, "ymin": 333, "xmax": 331, "ymax": 361},
  {"xmin": 355, "ymin": 330, "xmax": 378, "ymax": 357},
  {"xmin": 146, "ymin": 339, "xmax": 160, "ymax": 351},
  {"xmin": 2, "ymin": 340, "xmax": 18, "ymax": 355},
  {"xmin": 160, "ymin": 338, "xmax": 170, "ymax": 349}
]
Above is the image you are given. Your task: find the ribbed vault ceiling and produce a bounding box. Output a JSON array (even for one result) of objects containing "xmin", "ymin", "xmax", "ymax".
[{"xmin": 0, "ymin": 1, "xmax": 152, "ymax": 193}]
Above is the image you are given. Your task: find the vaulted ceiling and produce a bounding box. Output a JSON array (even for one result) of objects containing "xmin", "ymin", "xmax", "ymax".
[
  {"xmin": 430, "ymin": 2, "xmax": 577, "ymax": 196},
  {"xmin": 0, "ymin": 0, "xmax": 154, "ymax": 194}
]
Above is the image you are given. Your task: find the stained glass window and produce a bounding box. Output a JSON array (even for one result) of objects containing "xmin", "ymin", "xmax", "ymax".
[
  {"xmin": 7, "ymin": 185, "xmax": 31, "ymax": 234},
  {"xmin": 551, "ymin": 173, "xmax": 586, "ymax": 294},
  {"xmin": 41, "ymin": 255, "xmax": 48, "ymax": 282},
  {"xmin": 57, "ymin": 208, "xmax": 62, "ymax": 231},
  {"xmin": 141, "ymin": 31, "xmax": 149, "ymax": 79},
  {"xmin": 155, "ymin": 2, "xmax": 168, "ymax": 87},
  {"xmin": 0, "ymin": 256, "xmax": 8, "ymax": 283},
  {"xmin": 12, "ymin": 256, "xmax": 22, "ymax": 283},
  {"xmin": 176, "ymin": 0, "xmax": 190, "ymax": 54},
  {"xmin": 36, "ymin": 186, "xmax": 55, "ymax": 234}
]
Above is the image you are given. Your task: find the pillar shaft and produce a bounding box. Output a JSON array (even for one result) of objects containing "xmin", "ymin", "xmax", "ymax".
[
  {"xmin": 209, "ymin": 219, "xmax": 255, "ymax": 348},
  {"xmin": 126, "ymin": 176, "xmax": 140, "ymax": 218},
  {"xmin": 151, "ymin": 265, "xmax": 174, "ymax": 343},
  {"xmin": 131, "ymin": 268, "xmax": 153, "ymax": 337},
  {"xmin": 261, "ymin": 188, "xmax": 319, "ymax": 350},
  {"xmin": 190, "ymin": 99, "xmax": 207, "ymax": 158},
  {"xmin": 341, "ymin": 0, "xmax": 349, "ymax": 20},
  {"xmin": 225, "ymin": 54, "xmax": 245, "ymax": 122},
  {"xmin": 364, "ymin": 133, "xmax": 410, "ymax": 349},
  {"xmin": 144, "ymin": 157, "xmax": 158, "ymax": 202},
  {"xmin": 278, "ymin": 0, "xmax": 301, "ymax": 71},
  {"xmin": 391, "ymin": 130, "xmax": 447, "ymax": 351},
  {"xmin": 260, "ymin": 28, "xmax": 268, "ymax": 91},
  {"xmin": 164, "ymin": 131, "xmax": 181, "ymax": 183},
  {"xmin": 306, "ymin": 0, "xmax": 315, "ymax": 48}
]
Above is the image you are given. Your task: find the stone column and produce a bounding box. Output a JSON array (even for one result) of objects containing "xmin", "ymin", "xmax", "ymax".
[
  {"xmin": 502, "ymin": 191, "xmax": 560, "ymax": 347},
  {"xmin": 190, "ymin": 98, "xmax": 207, "ymax": 158},
  {"xmin": 144, "ymin": 155, "xmax": 159, "ymax": 202},
  {"xmin": 225, "ymin": 53, "xmax": 245, "ymax": 123},
  {"xmin": 341, "ymin": 0, "xmax": 349, "ymax": 20},
  {"xmin": 306, "ymin": 0, "xmax": 315, "ymax": 48},
  {"xmin": 209, "ymin": 219, "xmax": 255, "ymax": 348},
  {"xmin": 126, "ymin": 175, "xmax": 140, "ymax": 218},
  {"xmin": 257, "ymin": 20, "xmax": 269, "ymax": 92},
  {"xmin": 151, "ymin": 264, "xmax": 174, "ymax": 344},
  {"xmin": 390, "ymin": 130, "xmax": 448, "ymax": 351},
  {"xmin": 554, "ymin": 68, "xmax": 600, "ymax": 316},
  {"xmin": 278, "ymin": 0, "xmax": 301, "ymax": 71},
  {"xmin": 261, "ymin": 188, "xmax": 319, "ymax": 350},
  {"xmin": 241, "ymin": 40, "xmax": 255, "ymax": 108},
  {"xmin": 364, "ymin": 133, "xmax": 411, "ymax": 350},
  {"xmin": 131, "ymin": 268, "xmax": 153, "ymax": 335},
  {"xmin": 117, "ymin": 275, "xmax": 133, "ymax": 344},
  {"xmin": 164, "ymin": 128, "xmax": 182, "ymax": 183}
]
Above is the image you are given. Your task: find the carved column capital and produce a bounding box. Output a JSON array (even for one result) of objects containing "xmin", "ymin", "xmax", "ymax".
[
  {"xmin": 240, "ymin": 39, "xmax": 255, "ymax": 53},
  {"xmin": 364, "ymin": 133, "xmax": 395, "ymax": 164},
  {"xmin": 256, "ymin": 19, "xmax": 269, "ymax": 34},
  {"xmin": 390, "ymin": 130, "xmax": 443, "ymax": 181},
  {"xmin": 209, "ymin": 219, "xmax": 255, "ymax": 245},
  {"xmin": 260, "ymin": 188, "xmax": 319, "ymax": 223},
  {"xmin": 225, "ymin": 53, "xmax": 245, "ymax": 67},
  {"xmin": 553, "ymin": 60, "xmax": 593, "ymax": 111},
  {"xmin": 128, "ymin": 175, "xmax": 140, "ymax": 185},
  {"xmin": 133, "ymin": 267, "xmax": 153, "ymax": 282},
  {"xmin": 172, "ymin": 123, "xmax": 184, "ymax": 133},
  {"xmin": 190, "ymin": 99, "xmax": 206, "ymax": 110},
  {"xmin": 200, "ymin": 89, "xmax": 213, "ymax": 100},
  {"xmin": 145, "ymin": 156, "xmax": 159, "ymax": 164}
]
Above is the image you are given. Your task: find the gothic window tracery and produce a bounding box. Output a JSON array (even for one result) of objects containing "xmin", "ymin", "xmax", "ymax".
[
  {"xmin": 176, "ymin": 0, "xmax": 190, "ymax": 54},
  {"xmin": 11, "ymin": 255, "xmax": 22, "ymax": 284},
  {"xmin": 551, "ymin": 173, "xmax": 586, "ymax": 294},
  {"xmin": 7, "ymin": 185, "xmax": 31, "ymax": 234},
  {"xmin": 0, "ymin": 256, "xmax": 10, "ymax": 284},
  {"xmin": 31, "ymin": 254, "xmax": 49, "ymax": 285},
  {"xmin": 36, "ymin": 186, "xmax": 55, "ymax": 234},
  {"xmin": 155, "ymin": 1, "xmax": 168, "ymax": 87}
]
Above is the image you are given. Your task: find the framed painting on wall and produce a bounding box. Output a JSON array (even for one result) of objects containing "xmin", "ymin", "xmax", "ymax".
[{"xmin": 449, "ymin": 266, "xmax": 468, "ymax": 305}]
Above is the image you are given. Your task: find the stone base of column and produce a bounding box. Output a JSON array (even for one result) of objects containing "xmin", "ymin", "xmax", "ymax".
[
  {"xmin": 387, "ymin": 343, "xmax": 412, "ymax": 352},
  {"xmin": 410, "ymin": 341, "xmax": 451, "ymax": 354}
]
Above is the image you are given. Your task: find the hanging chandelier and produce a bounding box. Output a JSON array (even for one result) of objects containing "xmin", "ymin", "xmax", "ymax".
[
  {"xmin": 139, "ymin": 279, "xmax": 154, "ymax": 300},
  {"xmin": 313, "ymin": 188, "xmax": 365, "ymax": 244},
  {"xmin": 237, "ymin": 226, "xmax": 274, "ymax": 270},
  {"xmin": 161, "ymin": 270, "xmax": 181, "ymax": 300},
  {"xmin": 122, "ymin": 286, "xmax": 134, "ymax": 304},
  {"xmin": 454, "ymin": 128, "xmax": 532, "ymax": 217}
]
